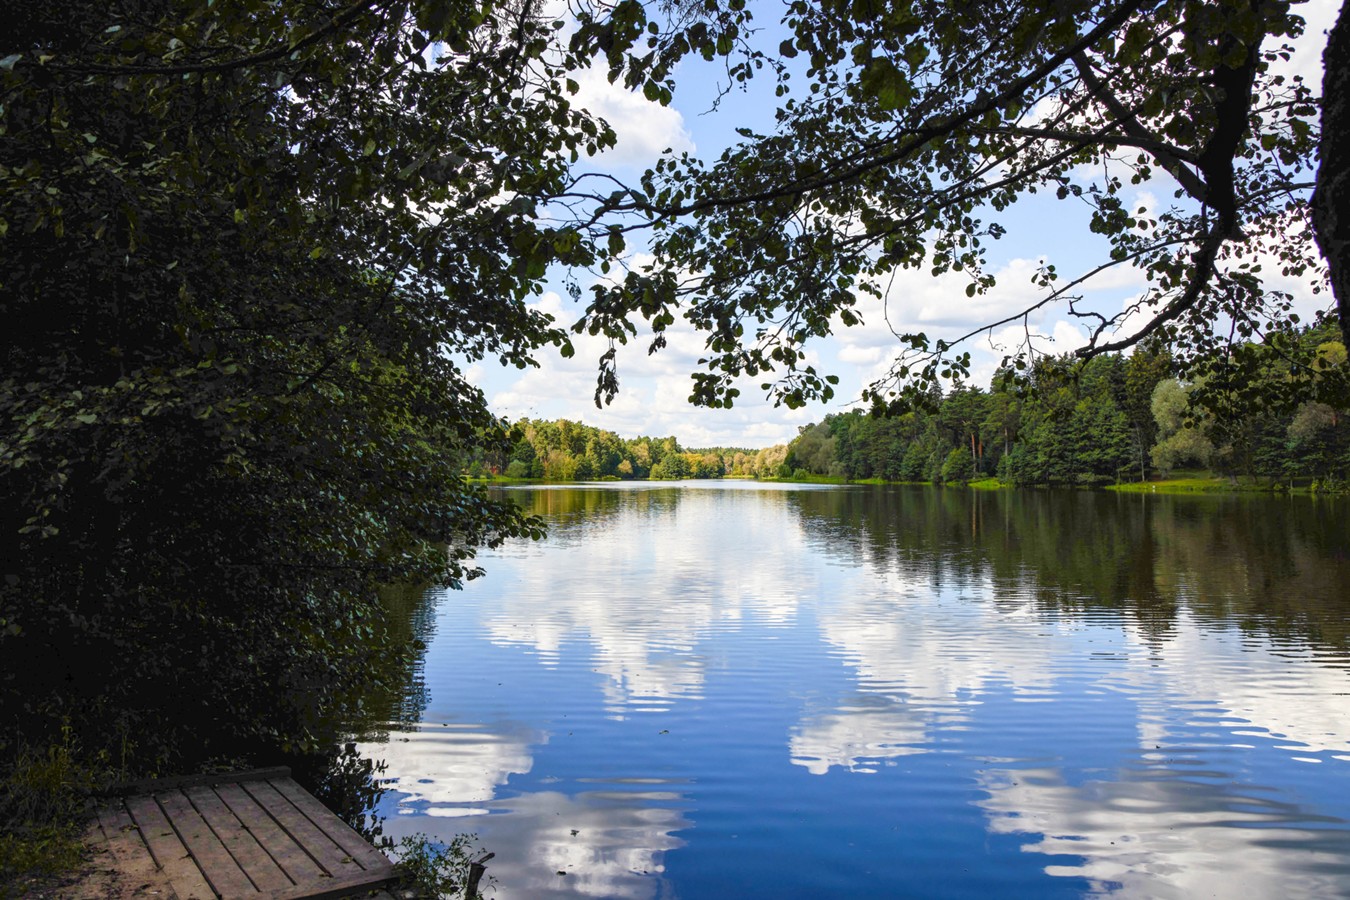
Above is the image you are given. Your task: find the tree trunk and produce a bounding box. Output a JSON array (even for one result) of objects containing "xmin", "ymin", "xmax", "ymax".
[{"xmin": 1313, "ymin": 0, "xmax": 1350, "ymax": 345}]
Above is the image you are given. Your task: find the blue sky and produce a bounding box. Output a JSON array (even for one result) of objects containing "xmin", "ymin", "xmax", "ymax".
[{"xmin": 466, "ymin": 0, "xmax": 1337, "ymax": 449}]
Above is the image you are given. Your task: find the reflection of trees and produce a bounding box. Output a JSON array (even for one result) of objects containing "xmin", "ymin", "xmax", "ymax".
[
  {"xmin": 326, "ymin": 582, "xmax": 442, "ymax": 743},
  {"xmin": 494, "ymin": 485, "xmax": 675, "ymax": 541},
  {"xmin": 283, "ymin": 583, "xmax": 445, "ymax": 840},
  {"xmin": 789, "ymin": 487, "xmax": 1350, "ymax": 651},
  {"xmin": 788, "ymin": 486, "xmax": 1350, "ymax": 893}
]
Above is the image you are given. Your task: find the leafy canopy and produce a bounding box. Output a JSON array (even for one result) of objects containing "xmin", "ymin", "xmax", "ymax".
[
  {"xmin": 0, "ymin": 0, "xmax": 733, "ymax": 758},
  {"xmin": 578, "ymin": 0, "xmax": 1329, "ymax": 412}
]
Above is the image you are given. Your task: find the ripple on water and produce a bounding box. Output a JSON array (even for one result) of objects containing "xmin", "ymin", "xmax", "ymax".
[{"xmin": 355, "ymin": 485, "xmax": 1350, "ymax": 900}]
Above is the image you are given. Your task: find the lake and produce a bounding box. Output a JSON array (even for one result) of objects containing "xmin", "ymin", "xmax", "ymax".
[{"xmin": 356, "ymin": 482, "xmax": 1350, "ymax": 898}]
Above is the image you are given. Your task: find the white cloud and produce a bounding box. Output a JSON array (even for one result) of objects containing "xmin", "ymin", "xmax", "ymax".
[
  {"xmin": 1274, "ymin": 0, "xmax": 1339, "ymax": 88},
  {"xmin": 488, "ymin": 290, "xmax": 817, "ymax": 445},
  {"xmin": 572, "ymin": 66, "xmax": 694, "ymax": 168},
  {"xmin": 479, "ymin": 484, "xmax": 821, "ymax": 714},
  {"xmin": 361, "ymin": 721, "xmax": 539, "ymax": 814}
]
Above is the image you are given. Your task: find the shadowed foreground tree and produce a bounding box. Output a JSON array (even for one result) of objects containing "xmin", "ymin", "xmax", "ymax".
[
  {"xmin": 1313, "ymin": 0, "xmax": 1349, "ymax": 337},
  {"xmin": 0, "ymin": 0, "xmax": 741, "ymax": 764}
]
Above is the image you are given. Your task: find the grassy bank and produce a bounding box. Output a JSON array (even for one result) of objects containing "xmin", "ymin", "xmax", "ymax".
[
  {"xmin": 0, "ymin": 735, "xmax": 109, "ymax": 896},
  {"xmin": 966, "ymin": 478, "xmax": 1006, "ymax": 490},
  {"xmin": 1107, "ymin": 477, "xmax": 1243, "ymax": 494},
  {"xmin": 1107, "ymin": 477, "xmax": 1348, "ymax": 495}
]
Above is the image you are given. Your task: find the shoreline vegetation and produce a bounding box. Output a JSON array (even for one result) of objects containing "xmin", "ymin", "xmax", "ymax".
[
  {"xmin": 472, "ymin": 472, "xmax": 1346, "ymax": 496},
  {"xmin": 469, "ymin": 333, "xmax": 1350, "ymax": 498}
]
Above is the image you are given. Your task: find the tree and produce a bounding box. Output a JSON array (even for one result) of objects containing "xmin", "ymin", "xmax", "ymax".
[
  {"xmin": 939, "ymin": 384, "xmax": 988, "ymax": 474},
  {"xmin": 578, "ymin": 0, "xmax": 1328, "ymax": 411},
  {"xmin": 1313, "ymin": 2, "xmax": 1349, "ymax": 340},
  {"xmin": 787, "ymin": 421, "xmax": 838, "ymax": 474},
  {"xmin": 1120, "ymin": 341, "xmax": 1173, "ymax": 480},
  {"xmin": 0, "ymin": 0, "xmax": 737, "ymax": 762},
  {"xmin": 1150, "ymin": 379, "xmax": 1215, "ymax": 474}
]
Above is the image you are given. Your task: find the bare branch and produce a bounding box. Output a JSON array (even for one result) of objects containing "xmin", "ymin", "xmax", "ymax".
[{"xmin": 1070, "ymin": 52, "xmax": 1212, "ymax": 203}]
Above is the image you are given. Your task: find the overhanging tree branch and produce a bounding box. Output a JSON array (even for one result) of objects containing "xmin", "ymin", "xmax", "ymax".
[{"xmin": 617, "ymin": 0, "xmax": 1151, "ymax": 219}]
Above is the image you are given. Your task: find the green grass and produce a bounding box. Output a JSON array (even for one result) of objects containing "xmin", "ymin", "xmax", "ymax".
[
  {"xmin": 0, "ymin": 733, "xmax": 104, "ymax": 895},
  {"xmin": 1108, "ymin": 477, "xmax": 1233, "ymax": 494},
  {"xmin": 1106, "ymin": 473, "xmax": 1300, "ymax": 494},
  {"xmin": 761, "ymin": 473, "xmax": 849, "ymax": 484},
  {"xmin": 966, "ymin": 478, "xmax": 1006, "ymax": 490}
]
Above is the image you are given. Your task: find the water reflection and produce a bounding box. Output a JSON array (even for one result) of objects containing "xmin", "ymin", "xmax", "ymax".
[
  {"xmin": 482, "ymin": 484, "xmax": 826, "ymax": 715},
  {"xmin": 378, "ymin": 786, "xmax": 689, "ymax": 900},
  {"xmin": 351, "ymin": 484, "xmax": 1350, "ymax": 898},
  {"xmin": 360, "ymin": 708, "xmax": 689, "ymax": 896},
  {"xmin": 789, "ymin": 488, "xmax": 1350, "ymax": 650},
  {"xmin": 369, "ymin": 722, "xmax": 540, "ymax": 816},
  {"xmin": 790, "ymin": 694, "xmax": 926, "ymax": 774},
  {"xmin": 977, "ymin": 761, "xmax": 1350, "ymax": 898}
]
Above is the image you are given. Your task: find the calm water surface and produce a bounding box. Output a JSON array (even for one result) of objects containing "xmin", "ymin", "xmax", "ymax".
[{"xmin": 357, "ymin": 483, "xmax": 1350, "ymax": 898}]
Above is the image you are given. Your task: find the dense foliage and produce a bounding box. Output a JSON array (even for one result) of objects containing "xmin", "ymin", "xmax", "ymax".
[
  {"xmin": 468, "ymin": 417, "xmax": 783, "ymax": 479},
  {"xmin": 782, "ymin": 330, "xmax": 1350, "ymax": 488},
  {"xmin": 0, "ymin": 0, "xmax": 742, "ymax": 767}
]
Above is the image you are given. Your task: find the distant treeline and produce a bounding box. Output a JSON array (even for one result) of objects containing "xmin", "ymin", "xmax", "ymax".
[
  {"xmin": 472, "ymin": 328, "xmax": 1349, "ymax": 489},
  {"xmin": 468, "ymin": 418, "xmax": 790, "ymax": 480},
  {"xmin": 782, "ymin": 329, "xmax": 1349, "ymax": 489}
]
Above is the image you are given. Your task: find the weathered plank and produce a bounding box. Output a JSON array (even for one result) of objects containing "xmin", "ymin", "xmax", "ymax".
[
  {"xmin": 96, "ymin": 801, "xmax": 179, "ymax": 898},
  {"xmin": 69, "ymin": 813, "xmax": 126, "ymax": 900},
  {"xmin": 268, "ymin": 778, "xmax": 393, "ymax": 874},
  {"xmin": 92, "ymin": 770, "xmax": 396, "ymax": 900},
  {"xmin": 124, "ymin": 794, "xmax": 216, "ymax": 900},
  {"xmin": 241, "ymin": 779, "xmax": 364, "ymax": 879},
  {"xmin": 270, "ymin": 869, "xmax": 404, "ymax": 900},
  {"xmin": 215, "ymin": 782, "xmax": 326, "ymax": 886},
  {"xmin": 185, "ymin": 784, "xmax": 294, "ymax": 894},
  {"xmin": 157, "ymin": 788, "xmax": 258, "ymax": 897}
]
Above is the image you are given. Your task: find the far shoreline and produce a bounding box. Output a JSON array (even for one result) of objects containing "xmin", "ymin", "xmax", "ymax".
[{"xmin": 468, "ymin": 474, "xmax": 1348, "ymax": 496}]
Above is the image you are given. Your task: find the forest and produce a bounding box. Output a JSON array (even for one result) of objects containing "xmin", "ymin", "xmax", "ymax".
[
  {"xmin": 780, "ymin": 329, "xmax": 1350, "ymax": 489},
  {"xmin": 474, "ymin": 325, "xmax": 1349, "ymax": 491},
  {"xmin": 468, "ymin": 418, "xmax": 783, "ymax": 481}
]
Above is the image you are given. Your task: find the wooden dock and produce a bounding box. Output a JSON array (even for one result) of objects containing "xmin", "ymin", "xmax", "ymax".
[{"xmin": 77, "ymin": 768, "xmax": 399, "ymax": 900}]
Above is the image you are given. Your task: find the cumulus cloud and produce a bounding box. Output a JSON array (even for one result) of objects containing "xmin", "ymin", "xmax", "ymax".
[
  {"xmin": 488, "ymin": 289, "xmax": 818, "ymax": 446},
  {"xmin": 571, "ymin": 66, "xmax": 695, "ymax": 168},
  {"xmin": 479, "ymin": 485, "xmax": 822, "ymax": 714},
  {"xmin": 824, "ymin": 254, "xmax": 1145, "ymax": 391}
]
